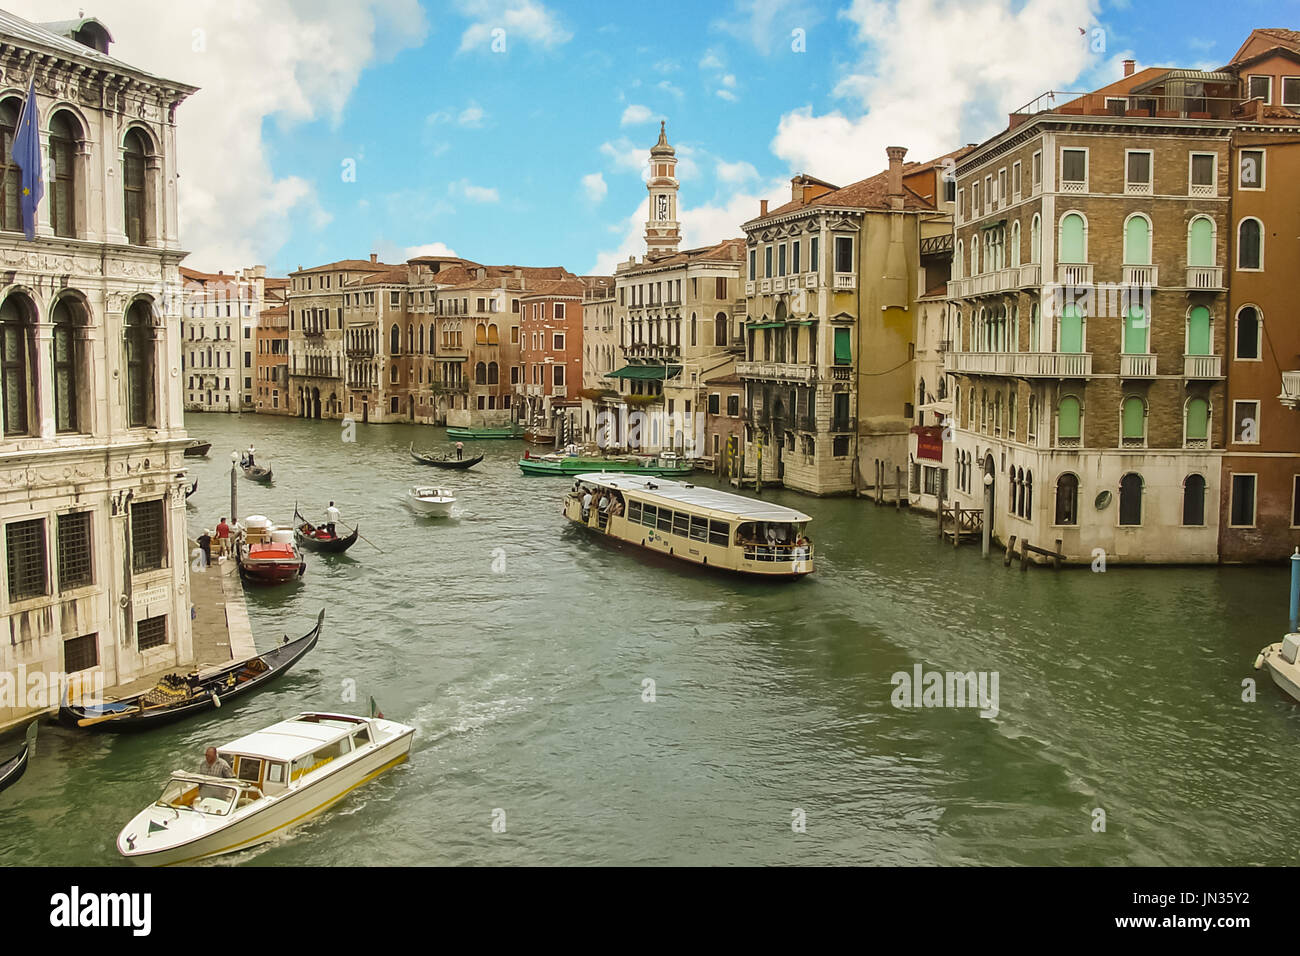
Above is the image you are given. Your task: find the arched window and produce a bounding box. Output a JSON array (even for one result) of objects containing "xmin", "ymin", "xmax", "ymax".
[
  {"xmin": 419, "ymin": 324, "xmax": 425, "ymax": 353},
  {"xmin": 475, "ymin": 324, "xmax": 488, "ymax": 345},
  {"xmin": 715, "ymin": 311, "xmax": 728, "ymax": 346},
  {"xmin": 1029, "ymin": 303, "xmax": 1040, "ymax": 352},
  {"xmin": 1123, "ymin": 305, "xmax": 1147, "ymax": 354},
  {"xmin": 1055, "ymin": 474, "xmax": 1079, "ymax": 525},
  {"xmin": 1059, "ymin": 305, "xmax": 1083, "ymax": 353},
  {"xmin": 1185, "ymin": 397, "xmax": 1209, "ymax": 447},
  {"xmin": 1024, "ymin": 470, "xmax": 1033, "ymax": 517},
  {"xmin": 1187, "ymin": 216, "xmax": 1214, "ymax": 267},
  {"xmin": 50, "ymin": 111, "xmax": 83, "ymax": 238},
  {"xmin": 1121, "ymin": 396, "xmax": 1146, "ymax": 446},
  {"xmin": 1123, "ymin": 214, "xmax": 1150, "ymax": 265},
  {"xmin": 487, "ymin": 323, "xmax": 499, "ymax": 344},
  {"xmin": 1182, "ymin": 474, "xmax": 1206, "ymax": 526},
  {"xmin": 690, "ymin": 313, "xmax": 697, "ymax": 347},
  {"xmin": 1059, "ymin": 213, "xmax": 1086, "ymax": 263},
  {"xmin": 51, "ymin": 297, "xmax": 85, "ymax": 433},
  {"xmin": 1235, "ymin": 306, "xmax": 1261, "ymax": 360},
  {"xmin": 389, "ymin": 324, "xmax": 400, "ymax": 355},
  {"xmin": 407, "ymin": 324, "xmax": 413, "ymax": 353},
  {"xmin": 954, "ymin": 240, "xmax": 963, "ymax": 279},
  {"xmin": 1187, "ymin": 306, "xmax": 1211, "ymax": 356},
  {"xmin": 1028, "ymin": 395, "xmax": 1038, "ymax": 441},
  {"xmin": 1237, "ymin": 218, "xmax": 1262, "ymax": 270},
  {"xmin": 1030, "ymin": 214, "xmax": 1041, "ymax": 264},
  {"xmin": 125, "ymin": 299, "xmax": 157, "ymax": 427},
  {"xmin": 1119, "ymin": 473, "xmax": 1143, "ymax": 526},
  {"xmin": 0, "ymin": 293, "xmax": 34, "ymax": 435},
  {"xmin": 971, "ymin": 236, "xmax": 979, "ymax": 275},
  {"xmin": 0, "ymin": 98, "xmax": 18, "ymax": 232},
  {"xmin": 487, "ymin": 362, "xmax": 499, "ymax": 385},
  {"xmin": 1057, "ymin": 396, "xmax": 1081, "ymax": 445},
  {"xmin": 1008, "ymin": 468, "xmax": 1019, "ymax": 513},
  {"xmin": 123, "ymin": 129, "xmax": 150, "ymax": 245},
  {"xmin": 474, "ymin": 362, "xmax": 487, "ymax": 385},
  {"xmin": 1010, "ymin": 220, "xmax": 1021, "ymax": 267}
]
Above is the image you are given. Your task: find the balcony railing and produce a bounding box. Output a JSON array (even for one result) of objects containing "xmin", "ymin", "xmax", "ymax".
[
  {"xmin": 830, "ymin": 417, "xmax": 856, "ymax": 433},
  {"xmin": 736, "ymin": 361, "xmax": 817, "ymax": 384},
  {"xmin": 1184, "ymin": 354, "xmax": 1223, "ymax": 379},
  {"xmin": 1186, "ymin": 266, "xmax": 1223, "ymax": 290},
  {"xmin": 1018, "ymin": 263, "xmax": 1041, "ymax": 287},
  {"xmin": 773, "ymin": 277, "xmax": 787, "ymax": 292},
  {"xmin": 1280, "ymin": 371, "xmax": 1300, "ymax": 409},
  {"xmin": 1119, "ymin": 353, "xmax": 1157, "ymax": 378},
  {"xmin": 833, "ymin": 274, "xmax": 856, "ymax": 291},
  {"xmin": 1056, "ymin": 263, "xmax": 1094, "ymax": 286},
  {"xmin": 947, "ymin": 351, "xmax": 1093, "ymax": 378},
  {"xmin": 1121, "ymin": 264, "xmax": 1158, "ymax": 287}
]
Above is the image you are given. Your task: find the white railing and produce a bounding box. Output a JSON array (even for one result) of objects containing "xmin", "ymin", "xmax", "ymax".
[
  {"xmin": 736, "ymin": 361, "xmax": 817, "ymax": 384},
  {"xmin": 1060, "ymin": 180, "xmax": 1087, "ymax": 193},
  {"xmin": 1186, "ymin": 266, "xmax": 1223, "ymax": 289},
  {"xmin": 1018, "ymin": 263, "xmax": 1041, "ymax": 287},
  {"xmin": 833, "ymin": 273, "xmax": 856, "ymax": 291},
  {"xmin": 946, "ymin": 351, "xmax": 1093, "ymax": 378},
  {"xmin": 1120, "ymin": 353, "xmax": 1157, "ymax": 377},
  {"xmin": 1183, "ymin": 354, "xmax": 1222, "ymax": 378},
  {"xmin": 1189, "ymin": 183, "xmax": 1216, "ymax": 198},
  {"xmin": 1125, "ymin": 181, "xmax": 1152, "ymax": 195},
  {"xmin": 1056, "ymin": 262, "xmax": 1094, "ymax": 286},
  {"xmin": 1122, "ymin": 264, "xmax": 1158, "ymax": 287},
  {"xmin": 1279, "ymin": 370, "xmax": 1300, "ymax": 409}
]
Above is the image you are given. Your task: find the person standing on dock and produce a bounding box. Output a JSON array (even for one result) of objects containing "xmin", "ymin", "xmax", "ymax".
[
  {"xmin": 325, "ymin": 501, "xmax": 340, "ymax": 537},
  {"xmin": 215, "ymin": 517, "xmax": 231, "ymax": 557},
  {"xmin": 455, "ymin": 441, "xmax": 464, "ymax": 461}
]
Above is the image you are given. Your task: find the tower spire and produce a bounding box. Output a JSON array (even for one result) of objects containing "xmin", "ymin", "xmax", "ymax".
[{"xmin": 645, "ymin": 121, "xmax": 680, "ymax": 259}]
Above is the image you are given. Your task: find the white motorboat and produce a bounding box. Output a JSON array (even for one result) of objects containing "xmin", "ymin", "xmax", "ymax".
[
  {"xmin": 407, "ymin": 485, "xmax": 455, "ymax": 516},
  {"xmin": 1255, "ymin": 632, "xmax": 1300, "ymax": 702},
  {"xmin": 116, "ymin": 711, "xmax": 414, "ymax": 866}
]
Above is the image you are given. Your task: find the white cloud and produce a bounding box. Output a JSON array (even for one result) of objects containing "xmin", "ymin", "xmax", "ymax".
[
  {"xmin": 581, "ymin": 172, "xmax": 608, "ymax": 202},
  {"xmin": 698, "ymin": 51, "xmax": 725, "ymax": 70},
  {"xmin": 600, "ymin": 137, "xmax": 650, "ymax": 178},
  {"xmin": 714, "ymin": 0, "xmax": 824, "ymax": 55},
  {"xmin": 653, "ymin": 58, "xmax": 679, "ymax": 73},
  {"xmin": 716, "ymin": 89, "xmax": 738, "ymax": 102},
  {"xmin": 657, "ymin": 80, "xmax": 684, "ymax": 99},
  {"xmin": 456, "ymin": 0, "xmax": 571, "ymax": 53},
  {"xmin": 449, "ymin": 179, "xmax": 501, "ymax": 203},
  {"xmin": 621, "ymin": 104, "xmax": 655, "ymax": 125},
  {"xmin": 770, "ymin": 0, "xmax": 1102, "ymax": 184},
  {"xmin": 721, "ymin": 74, "xmax": 737, "ymax": 88},
  {"xmin": 7, "ymin": 0, "xmax": 427, "ymax": 272},
  {"xmin": 458, "ymin": 103, "xmax": 487, "ymax": 127},
  {"xmin": 716, "ymin": 160, "xmax": 758, "ymax": 183},
  {"xmin": 405, "ymin": 241, "xmax": 459, "ymax": 258}
]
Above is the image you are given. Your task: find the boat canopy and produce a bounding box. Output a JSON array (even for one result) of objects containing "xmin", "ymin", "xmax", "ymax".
[
  {"xmin": 218, "ymin": 713, "xmax": 370, "ymax": 763},
  {"xmin": 607, "ymin": 365, "xmax": 682, "ymax": 380},
  {"xmin": 573, "ymin": 473, "xmax": 812, "ymax": 523}
]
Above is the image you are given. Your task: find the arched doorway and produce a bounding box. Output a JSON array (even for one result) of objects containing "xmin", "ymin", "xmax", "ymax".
[
  {"xmin": 771, "ymin": 397, "xmax": 787, "ymax": 480},
  {"xmin": 311, "ymin": 386, "xmax": 321, "ymax": 419}
]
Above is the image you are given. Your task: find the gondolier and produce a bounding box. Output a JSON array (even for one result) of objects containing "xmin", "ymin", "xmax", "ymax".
[
  {"xmin": 455, "ymin": 441, "xmax": 464, "ymax": 460},
  {"xmin": 325, "ymin": 501, "xmax": 340, "ymax": 536}
]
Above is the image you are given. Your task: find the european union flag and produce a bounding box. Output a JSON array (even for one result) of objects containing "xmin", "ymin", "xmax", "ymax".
[{"xmin": 12, "ymin": 78, "xmax": 42, "ymax": 241}]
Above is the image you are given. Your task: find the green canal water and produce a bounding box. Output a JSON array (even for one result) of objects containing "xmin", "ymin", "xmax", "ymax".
[{"xmin": 3, "ymin": 412, "xmax": 1296, "ymax": 866}]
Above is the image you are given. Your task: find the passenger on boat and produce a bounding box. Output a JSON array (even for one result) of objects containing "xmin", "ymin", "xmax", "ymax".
[
  {"xmin": 198, "ymin": 747, "xmax": 233, "ymax": 779},
  {"xmin": 581, "ymin": 489, "xmax": 592, "ymax": 521},
  {"xmin": 608, "ymin": 493, "xmax": 624, "ymax": 517}
]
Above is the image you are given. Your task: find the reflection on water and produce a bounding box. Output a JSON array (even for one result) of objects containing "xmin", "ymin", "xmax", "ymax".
[{"xmin": 1, "ymin": 413, "xmax": 1296, "ymax": 866}]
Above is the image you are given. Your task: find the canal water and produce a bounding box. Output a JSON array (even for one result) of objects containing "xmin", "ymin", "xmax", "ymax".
[{"xmin": 3, "ymin": 412, "xmax": 1295, "ymax": 866}]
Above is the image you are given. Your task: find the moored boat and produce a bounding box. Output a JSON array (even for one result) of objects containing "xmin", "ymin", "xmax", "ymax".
[
  {"xmin": 1255, "ymin": 632, "xmax": 1300, "ymax": 702},
  {"xmin": 520, "ymin": 451, "xmax": 692, "ymax": 478},
  {"xmin": 524, "ymin": 428, "xmax": 555, "ymax": 445},
  {"xmin": 564, "ymin": 473, "xmax": 813, "ymax": 578},
  {"xmin": 446, "ymin": 423, "xmax": 523, "ymax": 440},
  {"xmin": 408, "ymin": 443, "xmax": 483, "ymax": 470},
  {"xmin": 60, "ymin": 611, "xmax": 324, "ymax": 732},
  {"xmin": 116, "ymin": 709, "xmax": 415, "ymax": 865},
  {"xmin": 293, "ymin": 507, "xmax": 359, "ymax": 554},
  {"xmin": 407, "ymin": 486, "xmax": 455, "ymax": 516},
  {"xmin": 0, "ymin": 742, "xmax": 29, "ymax": 795},
  {"xmin": 183, "ymin": 440, "xmax": 211, "ymax": 458},
  {"xmin": 236, "ymin": 516, "xmax": 306, "ymax": 583},
  {"xmin": 185, "ymin": 477, "xmax": 198, "ymax": 499}
]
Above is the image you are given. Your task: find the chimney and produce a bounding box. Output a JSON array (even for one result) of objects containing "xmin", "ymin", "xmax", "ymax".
[
  {"xmin": 886, "ymin": 146, "xmax": 908, "ymax": 210},
  {"xmin": 1123, "ymin": 59, "xmax": 1135, "ymax": 77},
  {"xmin": 477, "ymin": 267, "xmax": 486, "ymax": 280},
  {"xmin": 760, "ymin": 199, "xmax": 769, "ymax": 217},
  {"xmin": 369, "ymin": 253, "xmax": 377, "ymax": 263}
]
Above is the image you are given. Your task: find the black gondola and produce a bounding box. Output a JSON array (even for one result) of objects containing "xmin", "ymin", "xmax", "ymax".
[
  {"xmin": 59, "ymin": 610, "xmax": 324, "ymax": 733},
  {"xmin": 409, "ymin": 442, "xmax": 483, "ymax": 470},
  {"xmin": 0, "ymin": 742, "xmax": 28, "ymax": 795},
  {"xmin": 183, "ymin": 440, "xmax": 211, "ymax": 458},
  {"xmin": 293, "ymin": 506, "xmax": 360, "ymax": 554},
  {"xmin": 185, "ymin": 477, "xmax": 198, "ymax": 499},
  {"xmin": 240, "ymin": 455, "xmax": 273, "ymax": 483}
]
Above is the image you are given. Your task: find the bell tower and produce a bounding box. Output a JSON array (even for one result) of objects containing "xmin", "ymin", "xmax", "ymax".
[{"xmin": 645, "ymin": 121, "xmax": 681, "ymax": 260}]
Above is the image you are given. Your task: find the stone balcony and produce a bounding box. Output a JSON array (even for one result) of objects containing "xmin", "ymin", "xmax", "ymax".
[
  {"xmin": 1186, "ymin": 266, "xmax": 1224, "ymax": 290},
  {"xmin": 947, "ymin": 351, "xmax": 1093, "ymax": 378},
  {"xmin": 1121, "ymin": 264, "xmax": 1158, "ymax": 287},
  {"xmin": 736, "ymin": 361, "xmax": 818, "ymax": 384},
  {"xmin": 1280, "ymin": 371, "xmax": 1300, "ymax": 409},
  {"xmin": 1184, "ymin": 354, "xmax": 1223, "ymax": 379},
  {"xmin": 833, "ymin": 273, "xmax": 855, "ymax": 291},
  {"xmin": 1119, "ymin": 353, "xmax": 1157, "ymax": 378},
  {"xmin": 1055, "ymin": 262, "xmax": 1094, "ymax": 287}
]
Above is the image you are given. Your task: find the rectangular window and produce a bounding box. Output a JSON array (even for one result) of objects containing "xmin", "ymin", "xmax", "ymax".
[
  {"xmin": 764, "ymin": 246, "xmax": 773, "ymax": 278},
  {"xmin": 553, "ymin": 365, "xmax": 565, "ymax": 386},
  {"xmin": 1190, "ymin": 153, "xmax": 1215, "ymax": 194},
  {"xmin": 553, "ymin": 333, "xmax": 565, "ymax": 351},
  {"xmin": 6, "ymin": 518, "xmax": 47, "ymax": 601},
  {"xmin": 137, "ymin": 615, "xmax": 167, "ymax": 651},
  {"xmin": 833, "ymin": 327, "xmax": 851, "ymax": 365},
  {"xmin": 809, "ymin": 236, "xmax": 819, "ymax": 273},
  {"xmin": 1239, "ymin": 149, "xmax": 1265, "ymax": 189},
  {"xmin": 1230, "ymin": 474, "xmax": 1257, "ymax": 527},
  {"xmin": 1032, "ymin": 151, "xmax": 1042, "ymax": 190},
  {"xmin": 1233, "ymin": 400, "xmax": 1260, "ymax": 444},
  {"xmin": 628, "ymin": 500, "xmax": 642, "ymax": 523},
  {"xmin": 1061, "ymin": 148, "xmax": 1087, "ymax": 186},
  {"xmin": 715, "ymin": 276, "xmax": 727, "ymax": 298},
  {"xmin": 640, "ymin": 504, "xmax": 657, "ymax": 528},
  {"xmin": 389, "ymin": 292, "xmax": 400, "ymax": 308},
  {"xmin": 689, "ymin": 515, "xmax": 708, "ymax": 542},
  {"xmin": 708, "ymin": 393, "xmax": 720, "ymax": 415},
  {"xmin": 555, "ymin": 303, "xmax": 565, "ymax": 318},
  {"xmin": 834, "ymin": 236, "xmax": 853, "ymax": 273},
  {"xmin": 708, "ymin": 520, "xmax": 729, "ymax": 547},
  {"xmin": 56, "ymin": 511, "xmax": 93, "ymax": 590},
  {"xmin": 727, "ymin": 395, "xmax": 739, "ymax": 416},
  {"xmin": 64, "ymin": 633, "xmax": 98, "ymax": 672},
  {"xmin": 1248, "ymin": 75, "xmax": 1273, "ymax": 103},
  {"xmin": 131, "ymin": 499, "xmax": 166, "ymax": 573},
  {"xmin": 656, "ymin": 508, "xmax": 672, "ymax": 533},
  {"xmin": 997, "ymin": 169, "xmax": 1007, "ymax": 205},
  {"xmin": 748, "ymin": 249, "xmax": 756, "ymax": 281},
  {"xmin": 1284, "ymin": 77, "xmax": 1300, "ymax": 107},
  {"xmin": 1012, "ymin": 161, "xmax": 1022, "ymax": 198},
  {"xmin": 778, "ymin": 244, "xmax": 787, "ymax": 276},
  {"xmin": 1125, "ymin": 151, "xmax": 1152, "ymax": 192},
  {"xmin": 672, "ymin": 512, "xmax": 689, "ymax": 537}
]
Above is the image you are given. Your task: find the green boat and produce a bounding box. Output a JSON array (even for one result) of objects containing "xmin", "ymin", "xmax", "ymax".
[
  {"xmin": 519, "ymin": 453, "xmax": 693, "ymax": 477},
  {"xmin": 446, "ymin": 424, "xmax": 524, "ymax": 440}
]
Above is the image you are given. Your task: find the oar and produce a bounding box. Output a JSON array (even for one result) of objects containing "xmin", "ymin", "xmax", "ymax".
[
  {"xmin": 357, "ymin": 528, "xmax": 385, "ymax": 554},
  {"xmin": 77, "ymin": 707, "xmax": 138, "ymax": 728}
]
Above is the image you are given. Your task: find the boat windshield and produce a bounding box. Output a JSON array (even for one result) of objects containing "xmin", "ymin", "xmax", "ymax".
[{"xmin": 156, "ymin": 777, "xmax": 238, "ymax": 816}]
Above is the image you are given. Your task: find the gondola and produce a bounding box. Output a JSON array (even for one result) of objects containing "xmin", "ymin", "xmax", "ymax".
[
  {"xmin": 59, "ymin": 610, "xmax": 324, "ymax": 733},
  {"xmin": 0, "ymin": 742, "xmax": 29, "ymax": 795},
  {"xmin": 185, "ymin": 477, "xmax": 198, "ymax": 499},
  {"xmin": 183, "ymin": 440, "xmax": 211, "ymax": 458},
  {"xmin": 240, "ymin": 456, "xmax": 273, "ymax": 483},
  {"xmin": 408, "ymin": 442, "xmax": 483, "ymax": 470},
  {"xmin": 293, "ymin": 506, "xmax": 360, "ymax": 554}
]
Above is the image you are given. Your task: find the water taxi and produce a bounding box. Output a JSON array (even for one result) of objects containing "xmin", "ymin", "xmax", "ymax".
[
  {"xmin": 564, "ymin": 473, "xmax": 813, "ymax": 578},
  {"xmin": 1254, "ymin": 632, "xmax": 1300, "ymax": 702},
  {"xmin": 407, "ymin": 486, "xmax": 455, "ymax": 516},
  {"xmin": 116, "ymin": 711, "xmax": 415, "ymax": 866}
]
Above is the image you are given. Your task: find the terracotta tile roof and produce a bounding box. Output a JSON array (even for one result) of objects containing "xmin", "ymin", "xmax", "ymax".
[
  {"xmin": 750, "ymin": 162, "xmax": 939, "ymax": 225},
  {"xmin": 264, "ymin": 277, "xmax": 289, "ymax": 289},
  {"xmin": 354, "ymin": 266, "xmax": 409, "ymax": 286},
  {"xmin": 291, "ymin": 259, "xmax": 394, "ymax": 275},
  {"xmin": 519, "ymin": 277, "xmax": 586, "ymax": 299},
  {"xmin": 261, "ymin": 305, "xmax": 288, "ymax": 317}
]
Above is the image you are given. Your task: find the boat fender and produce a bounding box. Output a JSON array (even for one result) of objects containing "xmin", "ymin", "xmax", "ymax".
[{"xmin": 1254, "ymin": 653, "xmax": 1265, "ymax": 670}]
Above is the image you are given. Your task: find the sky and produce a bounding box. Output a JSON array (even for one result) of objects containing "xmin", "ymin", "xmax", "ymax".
[{"xmin": 12, "ymin": 0, "xmax": 1297, "ymax": 277}]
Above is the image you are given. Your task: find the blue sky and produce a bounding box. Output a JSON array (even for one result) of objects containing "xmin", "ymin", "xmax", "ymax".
[{"xmin": 17, "ymin": 0, "xmax": 1294, "ymax": 275}]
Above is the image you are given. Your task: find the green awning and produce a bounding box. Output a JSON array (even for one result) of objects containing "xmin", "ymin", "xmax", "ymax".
[
  {"xmin": 794, "ymin": 320, "xmax": 815, "ymax": 326},
  {"xmin": 748, "ymin": 322, "xmax": 783, "ymax": 330},
  {"xmin": 608, "ymin": 365, "xmax": 682, "ymax": 380}
]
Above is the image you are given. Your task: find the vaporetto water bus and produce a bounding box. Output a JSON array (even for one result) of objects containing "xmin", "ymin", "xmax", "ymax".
[
  {"xmin": 116, "ymin": 711, "xmax": 414, "ymax": 865},
  {"xmin": 564, "ymin": 473, "xmax": 813, "ymax": 578}
]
